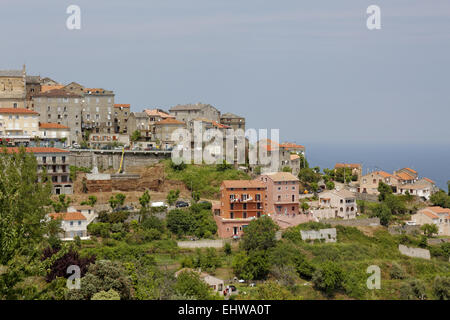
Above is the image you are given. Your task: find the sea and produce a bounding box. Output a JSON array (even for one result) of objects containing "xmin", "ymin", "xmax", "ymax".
[{"xmin": 304, "ymin": 143, "xmax": 450, "ymax": 191}]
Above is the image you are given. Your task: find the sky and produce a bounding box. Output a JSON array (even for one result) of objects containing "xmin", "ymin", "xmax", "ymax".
[{"xmin": 1, "ymin": 0, "xmax": 450, "ymax": 146}]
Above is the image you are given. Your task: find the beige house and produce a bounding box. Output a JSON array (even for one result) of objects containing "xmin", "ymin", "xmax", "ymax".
[
  {"xmin": 169, "ymin": 103, "xmax": 220, "ymax": 123},
  {"xmin": 39, "ymin": 122, "xmax": 70, "ymax": 146},
  {"xmin": 220, "ymin": 112, "xmax": 245, "ymax": 131},
  {"xmin": 114, "ymin": 104, "xmax": 130, "ymax": 134},
  {"xmin": 312, "ymin": 189, "xmax": 357, "ymax": 220},
  {"xmin": 0, "ymin": 67, "xmax": 26, "ymax": 109},
  {"xmin": 397, "ymin": 178, "xmax": 439, "ymax": 200},
  {"xmin": 359, "ymin": 170, "xmax": 400, "ymax": 194},
  {"xmin": 411, "ymin": 207, "xmax": 450, "ymax": 236},
  {"xmin": 0, "ymin": 108, "xmax": 39, "ymax": 144},
  {"xmin": 154, "ymin": 118, "xmax": 186, "ymax": 150},
  {"xmin": 48, "ymin": 211, "xmax": 89, "ymax": 240},
  {"xmin": 334, "ymin": 163, "xmax": 362, "ymax": 180}
]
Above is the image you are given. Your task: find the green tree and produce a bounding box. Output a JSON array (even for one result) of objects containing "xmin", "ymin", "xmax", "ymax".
[
  {"xmin": 240, "ymin": 216, "xmax": 279, "ymax": 252},
  {"xmin": 377, "ymin": 181, "xmax": 393, "ymax": 202},
  {"xmin": 325, "ymin": 181, "xmax": 335, "ymax": 190},
  {"xmin": 167, "ymin": 189, "xmax": 180, "ymax": 206},
  {"xmin": 109, "ymin": 193, "xmax": 126, "ymax": 211},
  {"xmin": 91, "ymin": 289, "xmax": 121, "ymax": 300},
  {"xmin": 174, "ymin": 270, "xmax": 212, "ymax": 299},
  {"xmin": 310, "ymin": 182, "xmax": 319, "ymax": 193},
  {"xmin": 138, "ymin": 190, "xmax": 151, "ymax": 222},
  {"xmin": 51, "ymin": 194, "xmax": 72, "ymax": 212},
  {"xmin": 300, "ymin": 201, "xmax": 310, "ymax": 214},
  {"xmin": 312, "ymin": 261, "xmax": 345, "ymax": 296},
  {"xmin": 81, "ymin": 195, "xmax": 97, "ymax": 206},
  {"xmin": 448, "ymin": 181, "xmax": 450, "ymax": 196},
  {"xmin": 67, "ymin": 260, "xmax": 132, "ymax": 300},
  {"xmin": 430, "ymin": 190, "xmax": 450, "ymax": 208},
  {"xmin": 232, "ymin": 250, "xmax": 271, "ymax": 280},
  {"xmin": 373, "ymin": 203, "xmax": 392, "ymax": 226},
  {"xmin": 282, "ymin": 166, "xmax": 292, "ymax": 173},
  {"xmin": 0, "ymin": 147, "xmax": 53, "ymax": 298},
  {"xmin": 254, "ymin": 280, "xmax": 296, "ymax": 300},
  {"xmin": 130, "ymin": 130, "xmax": 141, "ymax": 144},
  {"xmin": 421, "ymin": 223, "xmax": 439, "ymax": 238}
]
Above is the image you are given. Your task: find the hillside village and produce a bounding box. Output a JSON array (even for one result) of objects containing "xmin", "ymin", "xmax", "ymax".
[{"xmin": 0, "ymin": 66, "xmax": 449, "ymax": 300}]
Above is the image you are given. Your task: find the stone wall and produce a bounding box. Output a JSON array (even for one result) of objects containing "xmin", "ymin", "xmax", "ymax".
[
  {"xmin": 69, "ymin": 150, "xmax": 171, "ymax": 171},
  {"xmin": 300, "ymin": 228, "xmax": 337, "ymax": 243},
  {"xmin": 398, "ymin": 244, "xmax": 430, "ymax": 260},
  {"xmin": 388, "ymin": 225, "xmax": 421, "ymax": 235},
  {"xmin": 177, "ymin": 240, "xmax": 228, "ymax": 248},
  {"xmin": 322, "ymin": 217, "xmax": 380, "ymax": 227}
]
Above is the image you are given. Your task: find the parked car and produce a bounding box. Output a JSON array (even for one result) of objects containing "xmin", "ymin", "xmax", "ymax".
[{"xmin": 175, "ymin": 200, "xmax": 189, "ymax": 208}]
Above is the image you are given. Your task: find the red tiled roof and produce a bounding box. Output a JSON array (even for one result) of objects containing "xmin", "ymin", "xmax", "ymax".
[
  {"xmin": 144, "ymin": 109, "xmax": 174, "ymax": 118},
  {"xmin": 395, "ymin": 172, "xmax": 415, "ymax": 181},
  {"xmin": 155, "ymin": 118, "xmax": 185, "ymax": 125},
  {"xmin": 222, "ymin": 180, "xmax": 265, "ymax": 189},
  {"xmin": 404, "ymin": 167, "xmax": 417, "ymax": 174},
  {"xmin": 114, "ymin": 104, "xmax": 130, "ymax": 108},
  {"xmin": 373, "ymin": 171, "xmax": 392, "ymax": 178},
  {"xmin": 423, "ymin": 177, "xmax": 435, "ymax": 184},
  {"xmin": 49, "ymin": 212, "xmax": 86, "ymax": 221},
  {"xmin": 41, "ymin": 85, "xmax": 64, "ymax": 93},
  {"xmin": 280, "ymin": 143, "xmax": 305, "ymax": 149},
  {"xmin": 3, "ymin": 147, "xmax": 69, "ymax": 154},
  {"xmin": 39, "ymin": 122, "xmax": 69, "ymax": 129},
  {"xmin": 0, "ymin": 108, "xmax": 38, "ymax": 114}
]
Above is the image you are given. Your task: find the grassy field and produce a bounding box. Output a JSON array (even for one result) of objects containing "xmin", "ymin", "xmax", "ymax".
[{"xmin": 163, "ymin": 160, "xmax": 251, "ymax": 199}]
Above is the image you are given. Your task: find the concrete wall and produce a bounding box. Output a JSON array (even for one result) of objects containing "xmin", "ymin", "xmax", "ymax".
[
  {"xmin": 388, "ymin": 225, "xmax": 421, "ymax": 235},
  {"xmin": 322, "ymin": 217, "xmax": 380, "ymax": 227},
  {"xmin": 177, "ymin": 240, "xmax": 228, "ymax": 248},
  {"xmin": 398, "ymin": 244, "xmax": 430, "ymax": 260},
  {"xmin": 300, "ymin": 228, "xmax": 337, "ymax": 243}
]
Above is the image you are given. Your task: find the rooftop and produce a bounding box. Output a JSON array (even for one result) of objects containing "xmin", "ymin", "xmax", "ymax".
[
  {"xmin": 34, "ymin": 88, "xmax": 82, "ymax": 98},
  {"xmin": 169, "ymin": 103, "xmax": 217, "ymax": 112},
  {"xmin": 114, "ymin": 104, "xmax": 130, "ymax": 108},
  {"xmin": 335, "ymin": 163, "xmax": 361, "ymax": 169},
  {"xmin": 0, "ymin": 70, "xmax": 23, "ymax": 77},
  {"xmin": 220, "ymin": 112, "xmax": 243, "ymax": 119},
  {"xmin": 222, "ymin": 180, "xmax": 266, "ymax": 189},
  {"xmin": 261, "ymin": 171, "xmax": 299, "ymax": 182},
  {"xmin": 0, "ymin": 108, "xmax": 38, "ymax": 114},
  {"xmin": 155, "ymin": 118, "xmax": 185, "ymax": 125},
  {"xmin": 144, "ymin": 109, "xmax": 174, "ymax": 118},
  {"xmin": 39, "ymin": 122, "xmax": 69, "ymax": 129},
  {"xmin": 49, "ymin": 212, "xmax": 86, "ymax": 221}
]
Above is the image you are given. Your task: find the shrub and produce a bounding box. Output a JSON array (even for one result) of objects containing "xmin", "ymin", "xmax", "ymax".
[
  {"xmin": 432, "ymin": 276, "xmax": 450, "ymax": 300},
  {"xmin": 390, "ymin": 262, "xmax": 406, "ymax": 280},
  {"xmin": 400, "ymin": 279, "xmax": 427, "ymax": 300},
  {"xmin": 312, "ymin": 262, "xmax": 345, "ymax": 296}
]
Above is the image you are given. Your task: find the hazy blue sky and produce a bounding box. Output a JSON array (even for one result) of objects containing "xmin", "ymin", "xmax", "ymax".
[{"xmin": 2, "ymin": 0, "xmax": 449, "ymax": 145}]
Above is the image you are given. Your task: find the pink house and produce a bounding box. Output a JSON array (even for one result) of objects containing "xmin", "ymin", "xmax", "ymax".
[{"xmin": 258, "ymin": 172, "xmax": 300, "ymax": 216}]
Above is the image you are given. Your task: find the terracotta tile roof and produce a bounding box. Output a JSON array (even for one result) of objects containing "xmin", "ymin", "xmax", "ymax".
[
  {"xmin": 335, "ymin": 163, "xmax": 361, "ymax": 169},
  {"xmin": 144, "ymin": 109, "xmax": 174, "ymax": 118},
  {"xmin": 419, "ymin": 210, "xmax": 439, "ymax": 219},
  {"xmin": 261, "ymin": 172, "xmax": 299, "ymax": 182},
  {"xmin": 49, "ymin": 212, "xmax": 86, "ymax": 221},
  {"xmin": 280, "ymin": 142, "xmax": 305, "ymax": 149},
  {"xmin": 404, "ymin": 167, "xmax": 417, "ymax": 174},
  {"xmin": 155, "ymin": 118, "xmax": 185, "ymax": 125},
  {"xmin": 39, "ymin": 122, "xmax": 69, "ymax": 129},
  {"xmin": 395, "ymin": 172, "xmax": 415, "ymax": 181},
  {"xmin": 259, "ymin": 139, "xmax": 280, "ymax": 152},
  {"xmin": 427, "ymin": 206, "xmax": 450, "ymax": 215},
  {"xmin": 373, "ymin": 170, "xmax": 393, "ymax": 178},
  {"xmin": 3, "ymin": 147, "xmax": 69, "ymax": 154},
  {"xmin": 0, "ymin": 108, "xmax": 38, "ymax": 114},
  {"xmin": 40, "ymin": 85, "xmax": 64, "ymax": 93},
  {"xmin": 290, "ymin": 154, "xmax": 300, "ymax": 160},
  {"xmin": 422, "ymin": 177, "xmax": 435, "ymax": 184},
  {"xmin": 35, "ymin": 88, "xmax": 82, "ymax": 98},
  {"xmin": 222, "ymin": 180, "xmax": 266, "ymax": 189},
  {"xmin": 114, "ymin": 104, "xmax": 130, "ymax": 108}
]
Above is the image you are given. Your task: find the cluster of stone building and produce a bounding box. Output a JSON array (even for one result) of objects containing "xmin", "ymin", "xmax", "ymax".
[{"xmin": 340, "ymin": 164, "xmax": 439, "ymax": 200}]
